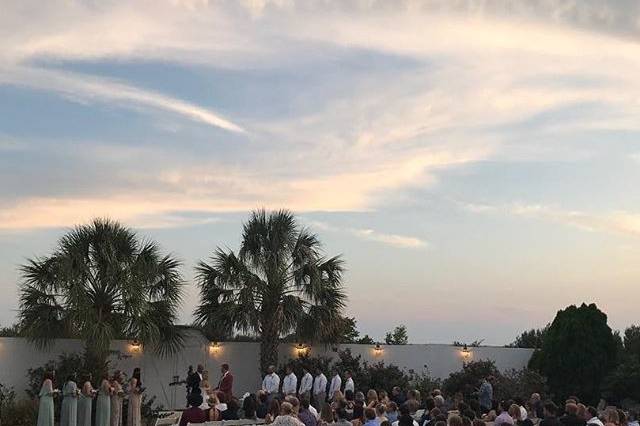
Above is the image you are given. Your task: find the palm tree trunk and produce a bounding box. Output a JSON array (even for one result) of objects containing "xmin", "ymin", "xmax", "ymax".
[
  {"xmin": 84, "ymin": 343, "xmax": 109, "ymax": 383},
  {"xmin": 260, "ymin": 323, "xmax": 280, "ymax": 374}
]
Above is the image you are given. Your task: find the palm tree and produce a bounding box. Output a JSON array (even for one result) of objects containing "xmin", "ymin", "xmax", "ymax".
[
  {"xmin": 194, "ymin": 209, "xmax": 347, "ymax": 372},
  {"xmin": 18, "ymin": 218, "xmax": 184, "ymax": 370}
]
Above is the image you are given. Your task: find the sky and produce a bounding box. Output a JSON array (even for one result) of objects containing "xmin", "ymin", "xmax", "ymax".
[{"xmin": 1, "ymin": 0, "xmax": 640, "ymax": 345}]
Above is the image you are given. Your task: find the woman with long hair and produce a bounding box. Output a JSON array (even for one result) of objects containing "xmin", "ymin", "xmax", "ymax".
[
  {"xmin": 111, "ymin": 371, "xmax": 125, "ymax": 426},
  {"xmin": 265, "ymin": 398, "xmax": 281, "ymax": 424},
  {"xmin": 78, "ymin": 373, "xmax": 95, "ymax": 426},
  {"xmin": 61, "ymin": 373, "xmax": 79, "ymax": 426},
  {"xmin": 96, "ymin": 372, "xmax": 112, "ymax": 426},
  {"xmin": 37, "ymin": 371, "xmax": 56, "ymax": 426},
  {"xmin": 127, "ymin": 368, "xmax": 143, "ymax": 426}
]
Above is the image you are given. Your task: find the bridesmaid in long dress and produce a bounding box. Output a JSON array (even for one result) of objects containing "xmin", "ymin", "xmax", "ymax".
[
  {"xmin": 78, "ymin": 373, "xmax": 95, "ymax": 426},
  {"xmin": 127, "ymin": 368, "xmax": 143, "ymax": 426},
  {"xmin": 96, "ymin": 373, "xmax": 113, "ymax": 426},
  {"xmin": 110, "ymin": 371, "xmax": 125, "ymax": 426},
  {"xmin": 61, "ymin": 374, "xmax": 79, "ymax": 426},
  {"xmin": 36, "ymin": 371, "xmax": 56, "ymax": 426}
]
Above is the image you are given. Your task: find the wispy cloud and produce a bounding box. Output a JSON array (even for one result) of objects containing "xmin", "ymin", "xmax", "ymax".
[
  {"xmin": 309, "ymin": 221, "xmax": 427, "ymax": 249},
  {"xmin": 458, "ymin": 201, "xmax": 640, "ymax": 238},
  {"xmin": 0, "ymin": 66, "xmax": 245, "ymax": 133}
]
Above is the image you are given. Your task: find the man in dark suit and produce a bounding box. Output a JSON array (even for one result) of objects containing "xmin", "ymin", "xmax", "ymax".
[{"xmin": 217, "ymin": 363, "xmax": 234, "ymax": 400}]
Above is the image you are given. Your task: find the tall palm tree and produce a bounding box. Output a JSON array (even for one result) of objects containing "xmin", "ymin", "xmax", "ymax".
[
  {"xmin": 194, "ymin": 209, "xmax": 347, "ymax": 372},
  {"xmin": 18, "ymin": 218, "xmax": 184, "ymax": 370}
]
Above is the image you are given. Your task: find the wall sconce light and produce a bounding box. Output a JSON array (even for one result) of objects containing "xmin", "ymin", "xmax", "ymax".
[
  {"xmin": 373, "ymin": 343, "xmax": 384, "ymax": 356},
  {"xmin": 129, "ymin": 339, "xmax": 142, "ymax": 353},
  {"xmin": 295, "ymin": 343, "xmax": 309, "ymax": 357},
  {"xmin": 461, "ymin": 344, "xmax": 472, "ymax": 360},
  {"xmin": 209, "ymin": 341, "xmax": 221, "ymax": 354}
]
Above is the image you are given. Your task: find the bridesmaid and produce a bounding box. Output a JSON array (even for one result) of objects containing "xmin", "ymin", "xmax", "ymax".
[
  {"xmin": 61, "ymin": 373, "xmax": 79, "ymax": 426},
  {"xmin": 96, "ymin": 372, "xmax": 112, "ymax": 426},
  {"xmin": 127, "ymin": 368, "xmax": 143, "ymax": 426},
  {"xmin": 36, "ymin": 371, "xmax": 56, "ymax": 426},
  {"xmin": 78, "ymin": 373, "xmax": 95, "ymax": 426},
  {"xmin": 110, "ymin": 370, "xmax": 125, "ymax": 426}
]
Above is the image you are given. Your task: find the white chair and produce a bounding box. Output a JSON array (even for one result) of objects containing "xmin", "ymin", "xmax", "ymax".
[
  {"xmin": 155, "ymin": 412, "xmax": 181, "ymax": 426},
  {"xmin": 223, "ymin": 420, "xmax": 252, "ymax": 426}
]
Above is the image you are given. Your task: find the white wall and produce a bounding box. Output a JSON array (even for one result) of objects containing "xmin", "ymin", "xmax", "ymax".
[{"xmin": 0, "ymin": 333, "xmax": 533, "ymax": 409}]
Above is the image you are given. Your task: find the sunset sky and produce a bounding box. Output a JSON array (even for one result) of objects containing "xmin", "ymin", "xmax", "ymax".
[{"xmin": 1, "ymin": 1, "xmax": 640, "ymax": 344}]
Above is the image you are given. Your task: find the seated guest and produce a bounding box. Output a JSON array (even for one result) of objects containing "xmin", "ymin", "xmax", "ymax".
[
  {"xmin": 379, "ymin": 392, "xmax": 390, "ymax": 405},
  {"xmin": 420, "ymin": 398, "xmax": 436, "ymax": 425},
  {"xmin": 577, "ymin": 405, "xmax": 588, "ymax": 423},
  {"xmin": 494, "ymin": 401, "xmax": 515, "ymax": 426},
  {"xmin": 586, "ymin": 407, "xmax": 603, "ymax": 426},
  {"xmin": 257, "ymin": 391, "xmax": 269, "ymax": 419},
  {"xmin": 266, "ymin": 399, "xmax": 281, "ymax": 424},
  {"xmin": 392, "ymin": 404, "xmax": 419, "ymax": 426},
  {"xmin": 318, "ymin": 403, "xmax": 334, "ymax": 426},
  {"xmin": 271, "ymin": 402, "xmax": 305, "ymax": 426},
  {"xmin": 180, "ymin": 393, "xmax": 207, "ymax": 426},
  {"xmin": 405, "ymin": 391, "xmax": 420, "ymax": 415},
  {"xmin": 422, "ymin": 408, "xmax": 440, "ymax": 426},
  {"xmin": 392, "ymin": 388, "xmax": 406, "ymax": 405},
  {"xmin": 222, "ymin": 397, "xmax": 240, "ymax": 420},
  {"xmin": 376, "ymin": 404, "xmax": 388, "ymax": 424},
  {"xmin": 386, "ymin": 402, "xmax": 399, "ymax": 424},
  {"xmin": 541, "ymin": 402, "xmax": 561, "ymax": 426},
  {"xmin": 285, "ymin": 396, "xmax": 301, "ymax": 415},
  {"xmin": 299, "ymin": 397, "xmax": 318, "ymax": 426},
  {"xmin": 449, "ymin": 416, "xmax": 463, "ymax": 426},
  {"xmin": 364, "ymin": 408, "xmax": 379, "ymax": 426},
  {"xmin": 604, "ymin": 410, "xmax": 619, "ymax": 426},
  {"xmin": 243, "ymin": 393, "xmax": 258, "ymax": 419},
  {"xmin": 560, "ymin": 404, "xmax": 586, "ymax": 426},
  {"xmin": 367, "ymin": 390, "xmax": 379, "ymax": 408},
  {"xmin": 510, "ymin": 404, "xmax": 533, "ymax": 426},
  {"xmin": 530, "ymin": 394, "xmax": 544, "ymax": 419},
  {"xmin": 433, "ymin": 396, "xmax": 446, "ymax": 414},
  {"xmin": 334, "ymin": 407, "xmax": 352, "ymax": 426}
]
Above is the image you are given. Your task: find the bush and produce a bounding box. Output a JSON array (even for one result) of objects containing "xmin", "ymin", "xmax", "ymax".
[
  {"xmin": 442, "ymin": 360, "xmax": 499, "ymax": 399},
  {"xmin": 494, "ymin": 368, "xmax": 547, "ymax": 402},
  {"xmin": 0, "ymin": 383, "xmax": 37, "ymax": 426}
]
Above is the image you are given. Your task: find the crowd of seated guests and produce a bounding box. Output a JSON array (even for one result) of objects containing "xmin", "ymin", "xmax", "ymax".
[{"xmin": 180, "ymin": 380, "xmax": 640, "ymax": 426}]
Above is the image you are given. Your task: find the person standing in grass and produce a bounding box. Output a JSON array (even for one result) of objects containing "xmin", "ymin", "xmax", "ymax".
[
  {"xmin": 78, "ymin": 373, "xmax": 95, "ymax": 426},
  {"xmin": 61, "ymin": 373, "xmax": 79, "ymax": 426},
  {"xmin": 110, "ymin": 371, "xmax": 125, "ymax": 426},
  {"xmin": 37, "ymin": 371, "xmax": 56, "ymax": 426},
  {"xmin": 96, "ymin": 372, "xmax": 112, "ymax": 426}
]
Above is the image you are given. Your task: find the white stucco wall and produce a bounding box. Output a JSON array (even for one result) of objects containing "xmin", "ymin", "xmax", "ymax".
[{"xmin": 0, "ymin": 333, "xmax": 533, "ymax": 409}]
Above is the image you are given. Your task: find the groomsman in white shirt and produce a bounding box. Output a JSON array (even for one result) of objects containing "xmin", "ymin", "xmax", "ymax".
[
  {"xmin": 328, "ymin": 369, "xmax": 342, "ymax": 401},
  {"xmin": 298, "ymin": 366, "xmax": 313, "ymax": 401},
  {"xmin": 282, "ymin": 365, "xmax": 298, "ymax": 396},
  {"xmin": 261, "ymin": 365, "xmax": 280, "ymax": 401},
  {"xmin": 313, "ymin": 368, "xmax": 328, "ymax": 410},
  {"xmin": 344, "ymin": 370, "xmax": 355, "ymax": 394}
]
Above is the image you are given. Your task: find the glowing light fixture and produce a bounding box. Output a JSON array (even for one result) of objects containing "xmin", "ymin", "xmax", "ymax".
[
  {"xmin": 461, "ymin": 344, "xmax": 471, "ymax": 360},
  {"xmin": 209, "ymin": 341, "xmax": 221, "ymax": 354},
  {"xmin": 295, "ymin": 343, "xmax": 309, "ymax": 357},
  {"xmin": 129, "ymin": 339, "xmax": 142, "ymax": 352},
  {"xmin": 373, "ymin": 343, "xmax": 384, "ymax": 355}
]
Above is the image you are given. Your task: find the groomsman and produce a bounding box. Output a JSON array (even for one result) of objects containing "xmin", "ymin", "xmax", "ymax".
[
  {"xmin": 344, "ymin": 370, "xmax": 355, "ymax": 394},
  {"xmin": 328, "ymin": 369, "xmax": 342, "ymax": 401},
  {"xmin": 262, "ymin": 365, "xmax": 280, "ymax": 401},
  {"xmin": 299, "ymin": 367, "xmax": 313, "ymax": 400},
  {"xmin": 313, "ymin": 368, "xmax": 327, "ymax": 410},
  {"xmin": 282, "ymin": 365, "xmax": 297, "ymax": 396},
  {"xmin": 216, "ymin": 363, "xmax": 234, "ymax": 400}
]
